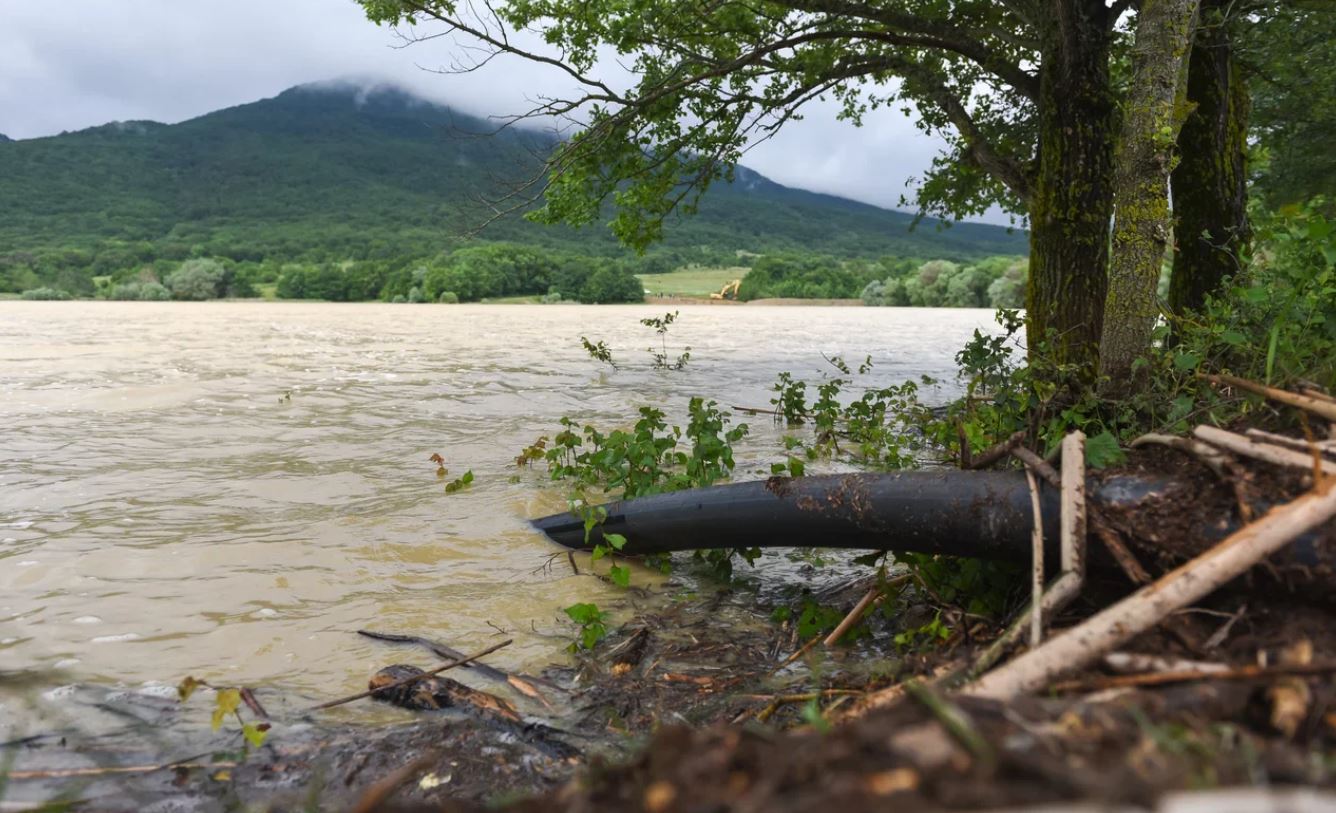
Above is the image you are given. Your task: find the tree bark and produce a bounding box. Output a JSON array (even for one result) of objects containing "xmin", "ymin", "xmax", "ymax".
[
  {"xmin": 1026, "ymin": 0, "xmax": 1117, "ymax": 381},
  {"xmin": 1169, "ymin": 0, "xmax": 1250, "ymax": 317},
  {"xmin": 1100, "ymin": 0, "xmax": 1200, "ymax": 389}
]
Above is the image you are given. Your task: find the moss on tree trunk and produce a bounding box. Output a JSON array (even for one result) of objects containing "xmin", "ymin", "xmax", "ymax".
[
  {"xmin": 1026, "ymin": 4, "xmax": 1117, "ymax": 381},
  {"xmin": 1101, "ymin": 0, "xmax": 1200, "ymax": 390},
  {"xmin": 1169, "ymin": 0, "xmax": 1250, "ymax": 317}
]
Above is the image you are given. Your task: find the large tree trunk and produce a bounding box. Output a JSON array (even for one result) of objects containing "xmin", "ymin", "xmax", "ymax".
[
  {"xmin": 1027, "ymin": 1, "xmax": 1117, "ymax": 382},
  {"xmin": 1169, "ymin": 0, "xmax": 1250, "ymax": 317},
  {"xmin": 1100, "ymin": 0, "xmax": 1200, "ymax": 389}
]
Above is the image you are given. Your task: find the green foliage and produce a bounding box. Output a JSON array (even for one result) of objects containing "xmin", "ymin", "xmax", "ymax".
[
  {"xmin": 541, "ymin": 399, "xmax": 747, "ymax": 500},
  {"xmin": 738, "ymin": 254, "xmax": 881, "ymax": 301},
  {"xmin": 176, "ymin": 676, "xmax": 272, "ymax": 753},
  {"xmin": 166, "ymin": 258, "xmax": 229, "ymax": 300},
  {"xmin": 107, "ymin": 280, "xmax": 171, "ymax": 300},
  {"xmin": 0, "ymin": 83, "xmax": 1025, "ymax": 297},
  {"xmin": 444, "ymin": 470, "xmax": 475, "ymax": 493},
  {"xmin": 766, "ymin": 365, "xmax": 931, "ymax": 470},
  {"xmin": 580, "ymin": 337, "xmax": 617, "ymax": 369},
  {"xmin": 896, "ymin": 554, "xmax": 1022, "ymax": 619},
  {"xmin": 1246, "ymin": 7, "xmax": 1336, "ymax": 212},
  {"xmin": 640, "ymin": 311, "xmax": 691, "ymax": 370},
  {"xmin": 563, "ymin": 602, "xmax": 609, "ymax": 651},
  {"xmin": 20, "ymin": 287, "xmax": 72, "ymax": 300},
  {"xmin": 893, "ymin": 611, "xmax": 953, "ymax": 651},
  {"xmin": 862, "ymin": 256, "xmax": 1027, "ymax": 308}
]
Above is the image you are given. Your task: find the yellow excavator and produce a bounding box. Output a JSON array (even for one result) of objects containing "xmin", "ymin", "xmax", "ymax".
[{"xmin": 709, "ymin": 279, "xmax": 742, "ymax": 300}]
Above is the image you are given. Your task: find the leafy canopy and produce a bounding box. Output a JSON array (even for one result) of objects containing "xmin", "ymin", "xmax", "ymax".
[{"xmin": 358, "ymin": 0, "xmax": 1047, "ymax": 248}]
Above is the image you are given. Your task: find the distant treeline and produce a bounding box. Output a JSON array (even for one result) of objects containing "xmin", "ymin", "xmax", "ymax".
[
  {"xmin": 736, "ymin": 254, "xmax": 1026, "ymax": 308},
  {"xmin": 4, "ymin": 238, "xmax": 1029, "ymax": 309},
  {"xmin": 0, "ymin": 242, "xmax": 688, "ymax": 303}
]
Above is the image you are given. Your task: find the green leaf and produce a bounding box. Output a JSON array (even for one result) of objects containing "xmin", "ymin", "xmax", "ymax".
[
  {"xmin": 1085, "ymin": 431, "xmax": 1126, "ymax": 469},
  {"xmin": 241, "ymin": 723, "xmax": 270, "ymax": 748},
  {"xmin": 1172, "ymin": 351, "xmax": 1201, "ymax": 372},
  {"xmin": 604, "ymin": 532, "xmax": 627, "ymax": 550},
  {"xmin": 609, "ymin": 564, "xmax": 630, "ymax": 587},
  {"xmin": 563, "ymin": 602, "xmax": 604, "ymax": 625},
  {"xmin": 212, "ymin": 689, "xmax": 241, "ymax": 732}
]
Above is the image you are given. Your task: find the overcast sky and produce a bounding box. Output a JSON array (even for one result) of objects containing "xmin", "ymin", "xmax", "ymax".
[{"xmin": 0, "ymin": 1, "xmax": 1007, "ymax": 224}]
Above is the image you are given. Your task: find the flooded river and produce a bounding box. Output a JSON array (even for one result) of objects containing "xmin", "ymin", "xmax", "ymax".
[{"xmin": 0, "ymin": 300, "xmax": 997, "ymax": 734}]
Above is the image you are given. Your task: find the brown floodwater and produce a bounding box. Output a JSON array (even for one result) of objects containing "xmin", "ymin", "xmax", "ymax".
[{"xmin": 0, "ymin": 300, "xmax": 998, "ymax": 735}]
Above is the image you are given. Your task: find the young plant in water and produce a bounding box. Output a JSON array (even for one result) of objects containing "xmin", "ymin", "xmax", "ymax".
[
  {"xmin": 641, "ymin": 310, "xmax": 691, "ymax": 370},
  {"xmin": 580, "ymin": 336, "xmax": 617, "ymax": 370},
  {"xmin": 177, "ymin": 677, "xmax": 271, "ymax": 754},
  {"xmin": 563, "ymin": 602, "xmax": 610, "ymax": 651},
  {"xmin": 444, "ymin": 470, "xmax": 475, "ymax": 493}
]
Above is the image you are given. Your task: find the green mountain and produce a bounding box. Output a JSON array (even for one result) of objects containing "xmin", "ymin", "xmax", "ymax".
[{"xmin": 0, "ymin": 81, "xmax": 1026, "ymax": 268}]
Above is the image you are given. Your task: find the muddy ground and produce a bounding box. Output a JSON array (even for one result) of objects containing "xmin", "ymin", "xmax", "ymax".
[{"xmin": 6, "ymin": 444, "xmax": 1336, "ymax": 811}]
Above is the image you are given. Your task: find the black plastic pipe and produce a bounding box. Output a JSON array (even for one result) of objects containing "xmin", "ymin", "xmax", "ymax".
[{"xmin": 533, "ymin": 472, "xmax": 1074, "ymax": 563}]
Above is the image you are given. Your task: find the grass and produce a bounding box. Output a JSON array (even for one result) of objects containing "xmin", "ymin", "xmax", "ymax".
[{"xmin": 637, "ymin": 266, "xmax": 749, "ymax": 297}]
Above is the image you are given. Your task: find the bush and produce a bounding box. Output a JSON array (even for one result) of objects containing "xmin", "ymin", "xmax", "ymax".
[
  {"xmin": 437, "ymin": 291, "xmax": 460, "ymax": 304},
  {"xmin": 108, "ymin": 281, "xmax": 171, "ymax": 300},
  {"xmin": 166, "ymin": 258, "xmax": 226, "ymax": 300},
  {"xmin": 738, "ymin": 254, "xmax": 881, "ymax": 300},
  {"xmin": 579, "ymin": 265, "xmax": 645, "ymax": 304},
  {"xmin": 21, "ymin": 287, "xmax": 72, "ymax": 300}
]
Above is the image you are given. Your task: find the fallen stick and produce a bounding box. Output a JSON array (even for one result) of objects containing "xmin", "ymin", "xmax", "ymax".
[
  {"xmin": 358, "ymin": 629, "xmax": 557, "ymax": 704},
  {"xmin": 306, "ymin": 639, "xmax": 512, "ymax": 712},
  {"xmin": 822, "ymin": 573, "xmax": 911, "ymax": 648},
  {"xmin": 1131, "ymin": 432, "xmax": 1232, "ymax": 475},
  {"xmin": 1026, "ymin": 468, "xmax": 1044, "ymax": 647},
  {"xmin": 1103, "ymin": 652, "xmax": 1230, "ymax": 675},
  {"xmin": 1243, "ymin": 428, "xmax": 1336, "ymax": 459},
  {"xmin": 968, "ymin": 482, "xmax": 1336, "ymax": 699},
  {"xmin": 953, "ymin": 433, "xmax": 1086, "ymax": 687},
  {"xmin": 826, "ymin": 588, "xmax": 880, "ymax": 648},
  {"xmin": 967, "ymin": 430, "xmax": 1027, "ymax": 471},
  {"xmin": 1012, "ymin": 445, "xmax": 1148, "ymax": 584},
  {"xmin": 1049, "ymin": 661, "xmax": 1336, "ymax": 693},
  {"xmin": 1300, "ymin": 387, "xmax": 1336, "ymax": 406},
  {"xmin": 1200, "ymin": 373, "xmax": 1336, "ymax": 423},
  {"xmin": 1193, "ymin": 425, "xmax": 1336, "ymax": 475}
]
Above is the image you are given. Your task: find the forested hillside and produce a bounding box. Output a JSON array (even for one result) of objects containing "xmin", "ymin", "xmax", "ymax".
[{"xmin": 0, "ymin": 81, "xmax": 1026, "ymax": 299}]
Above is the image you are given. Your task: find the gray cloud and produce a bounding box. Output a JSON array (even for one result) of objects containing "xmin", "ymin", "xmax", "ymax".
[{"xmin": 0, "ymin": 1, "xmax": 1009, "ymax": 224}]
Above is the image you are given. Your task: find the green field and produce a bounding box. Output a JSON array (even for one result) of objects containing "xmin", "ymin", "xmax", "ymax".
[{"xmin": 637, "ymin": 266, "xmax": 749, "ymax": 297}]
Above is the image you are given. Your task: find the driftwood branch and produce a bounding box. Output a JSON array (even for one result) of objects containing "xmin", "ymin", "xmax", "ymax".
[
  {"xmin": 1193, "ymin": 425, "xmax": 1336, "ymax": 475},
  {"xmin": 1026, "ymin": 468, "xmax": 1044, "ymax": 647},
  {"xmin": 306, "ymin": 639, "xmax": 512, "ymax": 711},
  {"xmin": 967, "ymin": 482, "xmax": 1336, "ymax": 698},
  {"xmin": 1200, "ymin": 373, "xmax": 1336, "ymax": 422}
]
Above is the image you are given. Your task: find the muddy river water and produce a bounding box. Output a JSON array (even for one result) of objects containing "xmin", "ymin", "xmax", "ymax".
[{"xmin": 0, "ymin": 300, "xmax": 998, "ymax": 735}]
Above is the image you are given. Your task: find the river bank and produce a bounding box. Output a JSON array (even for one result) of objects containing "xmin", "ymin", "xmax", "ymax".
[{"xmin": 7, "ymin": 423, "xmax": 1336, "ymax": 810}]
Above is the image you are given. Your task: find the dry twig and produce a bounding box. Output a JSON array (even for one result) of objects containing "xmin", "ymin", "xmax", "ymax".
[{"xmin": 969, "ymin": 479, "xmax": 1336, "ymax": 698}]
